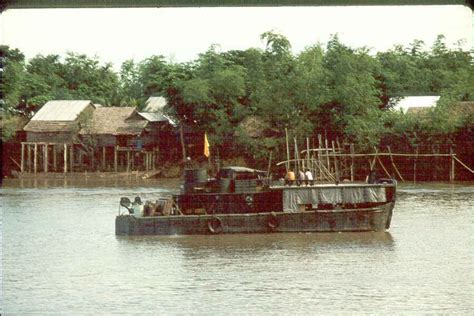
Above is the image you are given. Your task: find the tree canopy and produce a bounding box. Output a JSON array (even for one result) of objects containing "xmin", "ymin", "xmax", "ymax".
[{"xmin": 1, "ymin": 32, "xmax": 473, "ymax": 162}]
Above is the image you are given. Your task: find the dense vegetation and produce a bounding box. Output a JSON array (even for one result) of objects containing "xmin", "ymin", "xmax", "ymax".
[{"xmin": 1, "ymin": 33, "xmax": 473, "ymax": 165}]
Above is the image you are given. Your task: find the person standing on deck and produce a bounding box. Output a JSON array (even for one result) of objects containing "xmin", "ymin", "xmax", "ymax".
[
  {"xmin": 305, "ymin": 169, "xmax": 314, "ymax": 185},
  {"xmin": 298, "ymin": 170, "xmax": 306, "ymax": 186}
]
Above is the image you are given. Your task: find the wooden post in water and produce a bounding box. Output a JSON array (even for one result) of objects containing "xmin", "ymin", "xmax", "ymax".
[
  {"xmin": 285, "ymin": 128, "xmax": 290, "ymax": 172},
  {"xmin": 450, "ymin": 146, "xmax": 455, "ymax": 182},
  {"xmin": 102, "ymin": 147, "xmax": 106, "ymax": 171},
  {"xmin": 63, "ymin": 143, "xmax": 68, "ymax": 173},
  {"xmin": 33, "ymin": 143, "xmax": 38, "ymax": 174},
  {"xmin": 350, "ymin": 143, "xmax": 355, "ymax": 182},
  {"xmin": 413, "ymin": 146, "xmax": 418, "ymax": 183},
  {"xmin": 44, "ymin": 144, "xmax": 48, "ymax": 173},
  {"xmin": 114, "ymin": 146, "xmax": 118, "ymax": 172},
  {"xmin": 70, "ymin": 145, "xmax": 73, "ymax": 173},
  {"xmin": 28, "ymin": 144, "xmax": 32, "ymax": 172},
  {"xmin": 53, "ymin": 145, "xmax": 57, "ymax": 171},
  {"xmin": 21, "ymin": 143, "xmax": 25, "ymax": 173},
  {"xmin": 127, "ymin": 150, "xmax": 130, "ymax": 173}
]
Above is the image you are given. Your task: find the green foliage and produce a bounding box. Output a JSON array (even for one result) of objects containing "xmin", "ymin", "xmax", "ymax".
[{"xmin": 3, "ymin": 33, "xmax": 472, "ymax": 163}]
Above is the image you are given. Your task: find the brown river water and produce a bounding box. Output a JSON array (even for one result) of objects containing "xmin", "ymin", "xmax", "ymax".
[{"xmin": 1, "ymin": 178, "xmax": 473, "ymax": 314}]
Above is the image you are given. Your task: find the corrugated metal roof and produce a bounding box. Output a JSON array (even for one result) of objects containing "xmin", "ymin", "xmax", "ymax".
[
  {"xmin": 138, "ymin": 112, "xmax": 167, "ymax": 122},
  {"xmin": 144, "ymin": 96, "xmax": 167, "ymax": 112},
  {"xmin": 391, "ymin": 96, "xmax": 440, "ymax": 113},
  {"xmin": 31, "ymin": 100, "xmax": 93, "ymax": 121}
]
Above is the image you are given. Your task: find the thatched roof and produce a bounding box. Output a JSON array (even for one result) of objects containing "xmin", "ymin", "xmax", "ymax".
[
  {"xmin": 24, "ymin": 121, "xmax": 78, "ymax": 132},
  {"xmin": 80, "ymin": 107, "xmax": 148, "ymax": 136}
]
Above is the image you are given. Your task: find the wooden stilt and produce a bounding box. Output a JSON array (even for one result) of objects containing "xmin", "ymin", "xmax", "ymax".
[
  {"xmin": 114, "ymin": 146, "xmax": 118, "ymax": 172},
  {"xmin": 450, "ymin": 147, "xmax": 455, "ymax": 182},
  {"xmin": 33, "ymin": 143, "xmax": 38, "ymax": 174},
  {"xmin": 44, "ymin": 144, "xmax": 48, "ymax": 173},
  {"xmin": 21, "ymin": 143, "xmax": 25, "ymax": 173},
  {"xmin": 70, "ymin": 145, "xmax": 73, "ymax": 172},
  {"xmin": 127, "ymin": 150, "xmax": 130, "ymax": 173},
  {"xmin": 28, "ymin": 145, "xmax": 32, "ymax": 172},
  {"xmin": 53, "ymin": 145, "xmax": 57, "ymax": 171},
  {"xmin": 413, "ymin": 146, "xmax": 418, "ymax": 183},
  {"xmin": 102, "ymin": 147, "xmax": 106, "ymax": 171},
  {"xmin": 285, "ymin": 128, "xmax": 290, "ymax": 172},
  {"xmin": 64, "ymin": 143, "xmax": 68, "ymax": 173}
]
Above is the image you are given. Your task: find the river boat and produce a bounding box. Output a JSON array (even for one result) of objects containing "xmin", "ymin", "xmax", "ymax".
[{"xmin": 115, "ymin": 166, "xmax": 396, "ymax": 235}]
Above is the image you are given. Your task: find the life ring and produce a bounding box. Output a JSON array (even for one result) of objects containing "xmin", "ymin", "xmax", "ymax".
[
  {"xmin": 267, "ymin": 212, "xmax": 279, "ymax": 230},
  {"xmin": 207, "ymin": 216, "xmax": 223, "ymax": 234}
]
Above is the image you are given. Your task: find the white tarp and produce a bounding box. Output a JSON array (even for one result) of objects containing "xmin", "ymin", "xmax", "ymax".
[{"xmin": 283, "ymin": 186, "xmax": 386, "ymax": 212}]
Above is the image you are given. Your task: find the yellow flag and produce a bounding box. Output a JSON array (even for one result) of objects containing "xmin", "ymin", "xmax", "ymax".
[{"xmin": 204, "ymin": 132, "xmax": 210, "ymax": 157}]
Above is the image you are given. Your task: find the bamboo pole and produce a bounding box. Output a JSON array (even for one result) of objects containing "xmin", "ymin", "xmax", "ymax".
[
  {"xmin": 449, "ymin": 146, "xmax": 454, "ymax": 182},
  {"xmin": 453, "ymin": 155, "xmax": 474, "ymax": 173},
  {"xmin": 376, "ymin": 156, "xmax": 391, "ymax": 178},
  {"xmin": 33, "ymin": 143, "xmax": 37, "ymax": 174},
  {"xmin": 294, "ymin": 137, "xmax": 299, "ymax": 173},
  {"xmin": 285, "ymin": 128, "xmax": 290, "ymax": 172},
  {"xmin": 303, "ymin": 151, "xmax": 454, "ymax": 157},
  {"xmin": 332, "ymin": 141, "xmax": 339, "ymax": 181},
  {"xmin": 387, "ymin": 145, "xmax": 404, "ymax": 182},
  {"xmin": 21, "ymin": 143, "xmax": 24, "ymax": 173},
  {"xmin": 64, "ymin": 143, "xmax": 67, "ymax": 173},
  {"xmin": 413, "ymin": 146, "xmax": 418, "ymax": 183},
  {"xmin": 318, "ymin": 134, "xmax": 323, "ymax": 180},
  {"xmin": 350, "ymin": 143, "xmax": 355, "ymax": 181},
  {"xmin": 306, "ymin": 137, "xmax": 310, "ymax": 172},
  {"xmin": 324, "ymin": 138, "xmax": 330, "ymax": 174}
]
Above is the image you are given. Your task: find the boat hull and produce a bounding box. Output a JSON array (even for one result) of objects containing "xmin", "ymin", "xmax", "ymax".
[{"xmin": 115, "ymin": 202, "xmax": 395, "ymax": 236}]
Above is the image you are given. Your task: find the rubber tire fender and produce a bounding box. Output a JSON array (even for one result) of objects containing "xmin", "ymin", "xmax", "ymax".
[
  {"xmin": 207, "ymin": 216, "xmax": 224, "ymax": 234},
  {"xmin": 267, "ymin": 212, "xmax": 280, "ymax": 230}
]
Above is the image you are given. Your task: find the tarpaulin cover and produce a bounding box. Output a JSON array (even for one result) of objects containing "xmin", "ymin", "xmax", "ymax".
[{"xmin": 283, "ymin": 186, "xmax": 386, "ymax": 212}]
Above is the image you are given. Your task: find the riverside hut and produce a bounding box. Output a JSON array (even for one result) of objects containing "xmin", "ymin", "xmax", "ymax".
[
  {"xmin": 20, "ymin": 100, "xmax": 96, "ymax": 173},
  {"xmin": 79, "ymin": 106, "xmax": 177, "ymax": 172}
]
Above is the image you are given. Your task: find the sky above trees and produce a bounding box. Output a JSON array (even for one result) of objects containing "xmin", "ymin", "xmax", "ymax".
[{"xmin": 1, "ymin": 5, "xmax": 472, "ymax": 68}]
